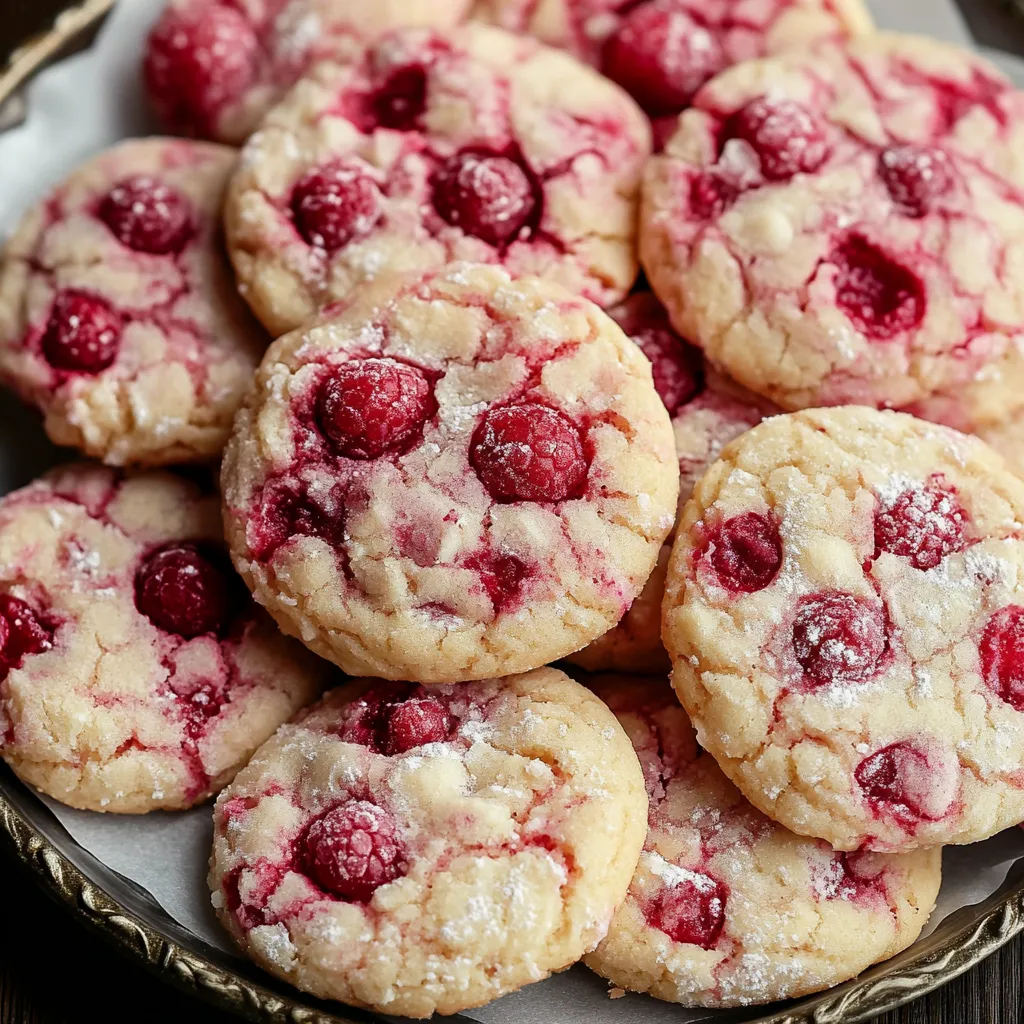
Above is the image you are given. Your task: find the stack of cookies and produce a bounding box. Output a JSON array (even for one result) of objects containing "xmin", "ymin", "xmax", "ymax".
[{"xmin": 0, "ymin": 0, "xmax": 1022, "ymax": 1017}]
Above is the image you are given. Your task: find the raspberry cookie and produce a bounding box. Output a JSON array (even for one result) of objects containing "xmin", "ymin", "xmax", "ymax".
[
  {"xmin": 567, "ymin": 295, "xmax": 767, "ymax": 674},
  {"xmin": 224, "ymin": 23, "xmax": 651, "ymax": 337},
  {"xmin": 642, "ymin": 34, "xmax": 1024, "ymax": 435},
  {"xmin": 209, "ymin": 668, "xmax": 647, "ymax": 1017},
  {"xmin": 583, "ymin": 677, "xmax": 940, "ymax": 1005},
  {"xmin": 0, "ymin": 138, "xmax": 267, "ymax": 466},
  {"xmin": 221, "ymin": 265, "xmax": 679, "ymax": 682},
  {"xmin": 144, "ymin": 0, "xmax": 472, "ymax": 144},
  {"xmin": 664, "ymin": 406, "xmax": 1024, "ymax": 851},
  {"xmin": 0, "ymin": 464, "xmax": 330, "ymax": 813},
  {"xmin": 473, "ymin": 0, "xmax": 870, "ymax": 141}
]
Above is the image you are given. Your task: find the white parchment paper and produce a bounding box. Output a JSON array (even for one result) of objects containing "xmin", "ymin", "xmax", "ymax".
[{"xmin": 3, "ymin": 1, "xmax": 1024, "ymax": 1020}]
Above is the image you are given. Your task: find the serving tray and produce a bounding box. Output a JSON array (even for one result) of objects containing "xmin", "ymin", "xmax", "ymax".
[{"xmin": 2, "ymin": 2, "xmax": 1024, "ymax": 1022}]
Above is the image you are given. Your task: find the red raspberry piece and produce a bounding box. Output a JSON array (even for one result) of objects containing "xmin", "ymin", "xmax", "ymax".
[
  {"xmin": 336, "ymin": 682, "xmax": 414, "ymax": 750},
  {"xmin": 728, "ymin": 97, "xmax": 831, "ymax": 181},
  {"xmin": 471, "ymin": 403, "xmax": 589, "ymax": 503},
  {"xmin": 291, "ymin": 163, "xmax": 382, "ymax": 251},
  {"xmin": 372, "ymin": 64, "xmax": 428, "ymax": 130},
  {"xmin": 626, "ymin": 321, "xmax": 702, "ymax": 415},
  {"xmin": 0, "ymin": 595, "xmax": 53, "ymax": 679},
  {"xmin": 302, "ymin": 800, "xmax": 407, "ymax": 901},
  {"xmin": 874, "ymin": 482, "xmax": 967, "ymax": 570},
  {"xmin": 143, "ymin": 2, "xmax": 259, "ymax": 138},
  {"xmin": 41, "ymin": 290, "xmax": 121, "ymax": 373},
  {"xmin": 135, "ymin": 544, "xmax": 229, "ymax": 638},
  {"xmin": 818, "ymin": 851, "xmax": 887, "ymax": 901},
  {"xmin": 855, "ymin": 741, "xmax": 939, "ymax": 819},
  {"xmin": 601, "ymin": 2, "xmax": 725, "ymax": 117},
  {"xmin": 431, "ymin": 150, "xmax": 538, "ymax": 249},
  {"xmin": 98, "ymin": 175, "xmax": 194, "ymax": 254},
  {"xmin": 980, "ymin": 605, "xmax": 1024, "ymax": 711},
  {"xmin": 466, "ymin": 550, "xmax": 531, "ymax": 614},
  {"xmin": 646, "ymin": 871, "xmax": 727, "ymax": 948},
  {"xmin": 831, "ymin": 235, "xmax": 925, "ymax": 339},
  {"xmin": 878, "ymin": 145, "xmax": 953, "ymax": 217},
  {"xmin": 690, "ymin": 172, "xmax": 739, "ymax": 219},
  {"xmin": 249, "ymin": 481, "xmax": 348, "ymax": 562},
  {"xmin": 385, "ymin": 697, "xmax": 452, "ymax": 754},
  {"xmin": 316, "ymin": 358, "xmax": 435, "ymax": 460},
  {"xmin": 792, "ymin": 592, "xmax": 887, "ymax": 687},
  {"xmin": 177, "ymin": 681, "xmax": 227, "ymax": 740},
  {"xmin": 708, "ymin": 511, "xmax": 782, "ymax": 594}
]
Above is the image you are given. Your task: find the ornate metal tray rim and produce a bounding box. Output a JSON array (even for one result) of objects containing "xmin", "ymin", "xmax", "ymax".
[{"xmin": 1, "ymin": 3, "xmax": 1024, "ymax": 1023}]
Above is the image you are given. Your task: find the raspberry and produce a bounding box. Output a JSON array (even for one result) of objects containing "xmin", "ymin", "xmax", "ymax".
[
  {"xmin": 832, "ymin": 235, "xmax": 925, "ymax": 339},
  {"xmin": 98, "ymin": 175, "xmax": 193, "ymax": 254},
  {"xmin": 689, "ymin": 171, "xmax": 739, "ymax": 219},
  {"xmin": 41, "ymin": 290, "xmax": 121, "ymax": 373},
  {"xmin": 708, "ymin": 512, "xmax": 782, "ymax": 593},
  {"xmin": 874, "ymin": 482, "xmax": 967, "ymax": 570},
  {"xmin": 626, "ymin": 320, "xmax": 702, "ymax": 415},
  {"xmin": 0, "ymin": 596, "xmax": 53, "ymax": 679},
  {"xmin": 316, "ymin": 358, "xmax": 435, "ymax": 460},
  {"xmin": 601, "ymin": 2, "xmax": 725, "ymax": 117},
  {"xmin": 135, "ymin": 544, "xmax": 229, "ymax": 638},
  {"xmin": 728, "ymin": 97, "xmax": 831, "ymax": 181},
  {"xmin": 291, "ymin": 163, "xmax": 382, "ymax": 251},
  {"xmin": 336, "ymin": 683, "xmax": 414, "ymax": 750},
  {"xmin": 176, "ymin": 681, "xmax": 227, "ymax": 741},
  {"xmin": 431, "ymin": 150, "xmax": 538, "ymax": 248},
  {"xmin": 471, "ymin": 403, "xmax": 588, "ymax": 503},
  {"xmin": 143, "ymin": 2, "xmax": 259, "ymax": 138},
  {"xmin": 466, "ymin": 550, "xmax": 531, "ymax": 614},
  {"xmin": 302, "ymin": 800, "xmax": 407, "ymax": 901},
  {"xmin": 372, "ymin": 64, "xmax": 428, "ymax": 130},
  {"xmin": 980, "ymin": 605, "xmax": 1024, "ymax": 711},
  {"xmin": 249, "ymin": 481, "xmax": 348, "ymax": 562},
  {"xmin": 385, "ymin": 697, "xmax": 452, "ymax": 754},
  {"xmin": 878, "ymin": 145, "xmax": 953, "ymax": 217},
  {"xmin": 792, "ymin": 592, "xmax": 887, "ymax": 687},
  {"xmin": 817, "ymin": 851, "xmax": 887, "ymax": 901},
  {"xmin": 646, "ymin": 872, "xmax": 727, "ymax": 948},
  {"xmin": 855, "ymin": 742, "xmax": 939, "ymax": 819}
]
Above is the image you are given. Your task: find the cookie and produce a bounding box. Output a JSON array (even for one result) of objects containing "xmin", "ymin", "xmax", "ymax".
[
  {"xmin": 221, "ymin": 264, "xmax": 679, "ymax": 682},
  {"xmin": 0, "ymin": 138, "xmax": 266, "ymax": 466},
  {"xmin": 209, "ymin": 668, "xmax": 647, "ymax": 1017},
  {"xmin": 473, "ymin": 0, "xmax": 870, "ymax": 141},
  {"xmin": 0, "ymin": 464, "xmax": 330, "ymax": 813},
  {"xmin": 641, "ymin": 34, "xmax": 1024, "ymax": 435},
  {"xmin": 583, "ymin": 676, "xmax": 941, "ymax": 1006},
  {"xmin": 144, "ymin": 0, "xmax": 472, "ymax": 144},
  {"xmin": 663, "ymin": 406, "xmax": 1024, "ymax": 851},
  {"xmin": 224, "ymin": 22, "xmax": 651, "ymax": 336},
  {"xmin": 566, "ymin": 294, "xmax": 767, "ymax": 674}
]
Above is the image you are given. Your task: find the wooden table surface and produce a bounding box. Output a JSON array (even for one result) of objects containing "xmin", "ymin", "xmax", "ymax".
[{"xmin": 1, "ymin": 1, "xmax": 1023, "ymax": 1022}]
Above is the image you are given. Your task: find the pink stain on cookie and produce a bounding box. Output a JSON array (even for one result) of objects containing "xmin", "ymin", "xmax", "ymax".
[
  {"xmin": 135, "ymin": 544, "xmax": 229, "ymax": 638},
  {"xmin": 99, "ymin": 176, "xmax": 194, "ymax": 254},
  {"xmin": 302, "ymin": 800, "xmax": 408, "ymax": 901},
  {"xmin": 855, "ymin": 741, "xmax": 957, "ymax": 824},
  {"xmin": 316, "ymin": 358, "xmax": 435, "ymax": 460},
  {"xmin": 601, "ymin": 2, "xmax": 725, "ymax": 118},
  {"xmin": 465, "ymin": 550, "xmax": 531, "ymax": 614},
  {"xmin": 980, "ymin": 605, "xmax": 1024, "ymax": 711},
  {"xmin": 431, "ymin": 149, "xmax": 539, "ymax": 248},
  {"xmin": 727, "ymin": 97, "xmax": 831, "ymax": 181},
  {"xmin": 792, "ymin": 592, "xmax": 887, "ymax": 688},
  {"xmin": 878, "ymin": 145, "xmax": 954, "ymax": 218},
  {"xmin": 689, "ymin": 171, "xmax": 740, "ymax": 219},
  {"xmin": 707, "ymin": 511, "xmax": 782, "ymax": 594},
  {"xmin": 41, "ymin": 290, "xmax": 121, "ymax": 373},
  {"xmin": 144, "ymin": 2, "xmax": 260, "ymax": 138},
  {"xmin": 291, "ymin": 162, "xmax": 383, "ymax": 251},
  {"xmin": 249, "ymin": 479, "xmax": 348, "ymax": 562},
  {"xmin": 874, "ymin": 480, "xmax": 967, "ymax": 570},
  {"xmin": 471, "ymin": 403, "xmax": 589, "ymax": 503},
  {"xmin": 385, "ymin": 697, "xmax": 453, "ymax": 753},
  {"xmin": 646, "ymin": 871, "xmax": 727, "ymax": 949},
  {"xmin": 816, "ymin": 850, "xmax": 889, "ymax": 903},
  {"xmin": 831, "ymin": 236, "xmax": 925, "ymax": 339},
  {"xmin": 0, "ymin": 596, "xmax": 53, "ymax": 680}
]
